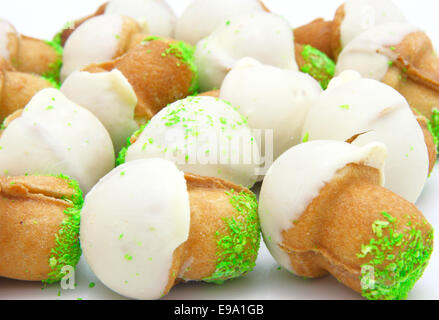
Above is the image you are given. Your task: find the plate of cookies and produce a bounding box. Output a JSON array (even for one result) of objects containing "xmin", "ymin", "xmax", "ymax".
[{"xmin": 0, "ymin": 0, "xmax": 439, "ymax": 300}]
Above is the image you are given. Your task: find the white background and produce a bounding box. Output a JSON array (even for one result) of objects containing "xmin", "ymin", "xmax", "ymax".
[{"xmin": 0, "ymin": 0, "xmax": 438, "ymax": 300}]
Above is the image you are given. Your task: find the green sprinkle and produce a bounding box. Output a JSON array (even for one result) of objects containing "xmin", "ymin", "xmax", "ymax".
[
  {"xmin": 43, "ymin": 175, "xmax": 83, "ymax": 285},
  {"xmin": 302, "ymin": 132, "xmax": 309, "ymax": 143},
  {"xmin": 203, "ymin": 189, "xmax": 260, "ymax": 284},
  {"xmin": 42, "ymin": 36, "xmax": 64, "ymax": 88},
  {"xmin": 124, "ymin": 254, "xmax": 133, "ymax": 261},
  {"xmin": 339, "ymin": 104, "xmax": 350, "ymax": 110},
  {"xmin": 300, "ymin": 45, "xmax": 336, "ymax": 89},
  {"xmin": 427, "ymin": 108, "xmax": 439, "ymax": 152},
  {"xmin": 88, "ymin": 282, "xmax": 95, "ymax": 288},
  {"xmin": 120, "ymin": 171, "xmax": 125, "ymax": 176},
  {"xmin": 46, "ymin": 105, "xmax": 54, "ymax": 110},
  {"xmin": 166, "ymin": 41, "xmax": 199, "ymax": 95},
  {"xmin": 119, "ymin": 233, "xmax": 124, "ymax": 240},
  {"xmin": 358, "ymin": 211, "xmax": 433, "ymax": 300}
]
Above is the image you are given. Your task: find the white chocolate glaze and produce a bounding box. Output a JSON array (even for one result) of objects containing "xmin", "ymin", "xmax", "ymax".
[
  {"xmin": 340, "ymin": 0, "xmax": 407, "ymax": 48},
  {"xmin": 0, "ymin": 19, "xmax": 17, "ymax": 61},
  {"xmin": 61, "ymin": 69, "xmax": 139, "ymax": 153},
  {"xmin": 302, "ymin": 72, "xmax": 429, "ymax": 203},
  {"xmin": 105, "ymin": 0, "xmax": 176, "ymax": 37},
  {"xmin": 0, "ymin": 88, "xmax": 115, "ymax": 192},
  {"xmin": 81, "ymin": 159, "xmax": 190, "ymax": 300},
  {"xmin": 220, "ymin": 58, "xmax": 322, "ymax": 161},
  {"xmin": 194, "ymin": 12, "xmax": 298, "ymax": 91},
  {"xmin": 176, "ymin": 0, "xmax": 265, "ymax": 45},
  {"xmin": 61, "ymin": 14, "xmax": 124, "ymax": 81},
  {"xmin": 124, "ymin": 96, "xmax": 260, "ymax": 188},
  {"xmin": 336, "ymin": 22, "xmax": 420, "ymax": 80},
  {"xmin": 259, "ymin": 141, "xmax": 387, "ymax": 274}
]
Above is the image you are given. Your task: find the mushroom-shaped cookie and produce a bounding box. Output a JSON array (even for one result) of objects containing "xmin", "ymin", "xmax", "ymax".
[
  {"xmin": 0, "ymin": 19, "xmax": 63, "ymax": 81},
  {"xmin": 81, "ymin": 158, "xmax": 260, "ymax": 300},
  {"xmin": 0, "ymin": 88, "xmax": 115, "ymax": 193},
  {"xmin": 60, "ymin": 14, "xmax": 147, "ymax": 81},
  {"xmin": 58, "ymin": 0, "xmax": 176, "ymax": 46},
  {"xmin": 336, "ymin": 22, "xmax": 439, "ymax": 120},
  {"xmin": 294, "ymin": 0, "xmax": 407, "ymax": 60},
  {"xmin": 80, "ymin": 37, "xmax": 197, "ymax": 123},
  {"xmin": 0, "ymin": 174, "xmax": 83, "ymax": 283},
  {"xmin": 259, "ymin": 141, "xmax": 434, "ymax": 300},
  {"xmin": 194, "ymin": 12, "xmax": 297, "ymax": 92},
  {"xmin": 176, "ymin": 0, "xmax": 267, "ymax": 45},
  {"xmin": 61, "ymin": 69, "xmax": 138, "ymax": 153},
  {"xmin": 302, "ymin": 71, "xmax": 430, "ymax": 203},
  {"xmin": 220, "ymin": 58, "xmax": 322, "ymax": 161},
  {"xmin": 0, "ymin": 59, "xmax": 54, "ymax": 121},
  {"xmin": 118, "ymin": 96, "xmax": 260, "ymax": 188}
]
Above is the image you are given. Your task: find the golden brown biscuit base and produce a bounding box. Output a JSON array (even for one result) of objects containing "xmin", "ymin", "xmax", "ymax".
[
  {"xmin": 294, "ymin": 18, "xmax": 336, "ymax": 60},
  {"xmin": 415, "ymin": 114, "xmax": 437, "ymax": 174},
  {"xmin": 0, "ymin": 176, "xmax": 75, "ymax": 281},
  {"xmin": 278, "ymin": 163, "xmax": 432, "ymax": 296},
  {"xmin": 2, "ymin": 24, "xmax": 62, "ymax": 78},
  {"xmin": 59, "ymin": 2, "xmax": 108, "ymax": 47},
  {"xmin": 113, "ymin": 17, "xmax": 146, "ymax": 59},
  {"xmin": 163, "ymin": 173, "xmax": 259, "ymax": 295},
  {"xmin": 380, "ymin": 32, "xmax": 439, "ymax": 120},
  {"xmin": 16, "ymin": 36, "xmax": 61, "ymax": 76},
  {"xmin": 0, "ymin": 65, "xmax": 53, "ymax": 121},
  {"xmin": 0, "ymin": 71, "xmax": 53, "ymax": 121},
  {"xmin": 293, "ymin": 4, "xmax": 344, "ymax": 61},
  {"xmin": 84, "ymin": 39, "xmax": 195, "ymax": 121}
]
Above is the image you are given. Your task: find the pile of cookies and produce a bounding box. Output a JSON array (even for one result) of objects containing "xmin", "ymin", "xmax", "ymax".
[{"xmin": 0, "ymin": 0, "xmax": 437, "ymax": 300}]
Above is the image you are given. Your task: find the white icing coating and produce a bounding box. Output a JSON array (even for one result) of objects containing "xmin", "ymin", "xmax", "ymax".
[
  {"xmin": 340, "ymin": 0, "xmax": 407, "ymax": 48},
  {"xmin": 336, "ymin": 22, "xmax": 420, "ymax": 80},
  {"xmin": 175, "ymin": 0, "xmax": 265, "ymax": 45},
  {"xmin": 0, "ymin": 19, "xmax": 17, "ymax": 61},
  {"xmin": 259, "ymin": 141, "xmax": 387, "ymax": 274},
  {"xmin": 105, "ymin": 0, "xmax": 176, "ymax": 37},
  {"xmin": 220, "ymin": 58, "xmax": 322, "ymax": 161},
  {"xmin": 125, "ymin": 96, "xmax": 260, "ymax": 188},
  {"xmin": 302, "ymin": 73, "xmax": 429, "ymax": 203},
  {"xmin": 194, "ymin": 12, "xmax": 298, "ymax": 91},
  {"xmin": 61, "ymin": 69, "xmax": 139, "ymax": 153},
  {"xmin": 81, "ymin": 159, "xmax": 190, "ymax": 300},
  {"xmin": 61, "ymin": 14, "xmax": 125, "ymax": 81},
  {"xmin": 0, "ymin": 88, "xmax": 115, "ymax": 193}
]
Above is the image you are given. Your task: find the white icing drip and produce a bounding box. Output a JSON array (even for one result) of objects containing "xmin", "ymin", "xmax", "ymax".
[
  {"xmin": 105, "ymin": 0, "xmax": 176, "ymax": 37},
  {"xmin": 340, "ymin": 0, "xmax": 407, "ymax": 48},
  {"xmin": 125, "ymin": 96, "xmax": 260, "ymax": 188},
  {"xmin": 0, "ymin": 19, "xmax": 17, "ymax": 60},
  {"xmin": 176, "ymin": 0, "xmax": 265, "ymax": 45},
  {"xmin": 61, "ymin": 14, "xmax": 124, "ymax": 81},
  {"xmin": 194, "ymin": 12, "xmax": 298, "ymax": 91},
  {"xmin": 0, "ymin": 89, "xmax": 115, "ymax": 192},
  {"xmin": 336, "ymin": 22, "xmax": 420, "ymax": 80},
  {"xmin": 259, "ymin": 141, "xmax": 387, "ymax": 274},
  {"xmin": 302, "ymin": 74, "xmax": 429, "ymax": 203},
  {"xmin": 61, "ymin": 69, "xmax": 139, "ymax": 153},
  {"xmin": 81, "ymin": 159, "xmax": 191, "ymax": 300},
  {"xmin": 220, "ymin": 58, "xmax": 322, "ymax": 161}
]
